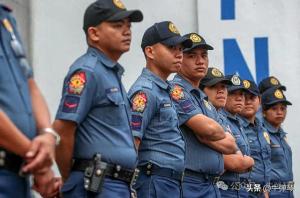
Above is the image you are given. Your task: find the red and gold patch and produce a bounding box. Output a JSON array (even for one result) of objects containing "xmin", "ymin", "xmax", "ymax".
[
  {"xmin": 170, "ymin": 85, "xmax": 184, "ymax": 101},
  {"xmin": 68, "ymin": 71, "xmax": 86, "ymax": 95},
  {"xmin": 132, "ymin": 92, "xmax": 147, "ymax": 113}
]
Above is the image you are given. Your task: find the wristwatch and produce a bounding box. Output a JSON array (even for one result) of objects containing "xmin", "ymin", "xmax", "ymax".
[{"xmin": 40, "ymin": 128, "xmax": 61, "ymax": 146}]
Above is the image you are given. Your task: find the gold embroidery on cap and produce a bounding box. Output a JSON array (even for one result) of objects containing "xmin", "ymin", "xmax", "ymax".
[
  {"xmin": 263, "ymin": 132, "xmax": 271, "ymax": 144},
  {"xmin": 270, "ymin": 77, "xmax": 279, "ymax": 85},
  {"xmin": 189, "ymin": 33, "xmax": 201, "ymax": 43},
  {"xmin": 211, "ymin": 68, "xmax": 222, "ymax": 77},
  {"xmin": 274, "ymin": 89, "xmax": 283, "ymax": 99},
  {"xmin": 113, "ymin": 0, "xmax": 126, "ymax": 9},
  {"xmin": 231, "ymin": 75, "xmax": 241, "ymax": 86},
  {"xmin": 243, "ymin": 80, "xmax": 251, "ymax": 89},
  {"xmin": 168, "ymin": 22, "xmax": 180, "ymax": 34}
]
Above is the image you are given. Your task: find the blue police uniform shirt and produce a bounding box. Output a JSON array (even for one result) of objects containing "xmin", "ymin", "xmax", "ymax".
[
  {"xmin": 263, "ymin": 120, "xmax": 293, "ymax": 182},
  {"xmin": 0, "ymin": 6, "xmax": 36, "ymax": 140},
  {"xmin": 170, "ymin": 74, "xmax": 224, "ymax": 175},
  {"xmin": 219, "ymin": 109, "xmax": 251, "ymax": 182},
  {"xmin": 240, "ymin": 117, "xmax": 271, "ymax": 184},
  {"xmin": 128, "ymin": 68, "xmax": 185, "ymax": 172},
  {"xmin": 56, "ymin": 47, "xmax": 137, "ymax": 169}
]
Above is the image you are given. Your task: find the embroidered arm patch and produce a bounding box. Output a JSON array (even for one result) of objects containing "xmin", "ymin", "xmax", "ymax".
[
  {"xmin": 170, "ymin": 84, "xmax": 185, "ymax": 101},
  {"xmin": 131, "ymin": 115, "xmax": 142, "ymax": 131},
  {"xmin": 68, "ymin": 71, "xmax": 86, "ymax": 95},
  {"xmin": 62, "ymin": 96, "xmax": 80, "ymax": 113},
  {"xmin": 132, "ymin": 91, "xmax": 147, "ymax": 113}
]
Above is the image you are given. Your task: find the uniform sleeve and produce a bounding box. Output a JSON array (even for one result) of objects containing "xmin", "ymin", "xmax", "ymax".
[
  {"xmin": 129, "ymin": 89, "xmax": 155, "ymax": 140},
  {"xmin": 55, "ymin": 69, "xmax": 97, "ymax": 124},
  {"xmin": 170, "ymin": 84, "xmax": 202, "ymax": 126}
]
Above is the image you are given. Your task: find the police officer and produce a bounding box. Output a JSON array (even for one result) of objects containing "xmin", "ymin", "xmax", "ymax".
[
  {"xmin": 261, "ymin": 88, "xmax": 294, "ymax": 198},
  {"xmin": 171, "ymin": 33, "xmax": 238, "ymax": 198},
  {"xmin": 239, "ymin": 80, "xmax": 271, "ymax": 198},
  {"xmin": 258, "ymin": 76, "xmax": 286, "ymax": 94},
  {"xmin": 201, "ymin": 70, "xmax": 255, "ymax": 198},
  {"xmin": 257, "ymin": 76, "xmax": 287, "ymax": 121},
  {"xmin": 53, "ymin": 0, "xmax": 143, "ymax": 197},
  {"xmin": 0, "ymin": 4, "xmax": 60, "ymax": 197},
  {"xmin": 128, "ymin": 21, "xmax": 191, "ymax": 198}
]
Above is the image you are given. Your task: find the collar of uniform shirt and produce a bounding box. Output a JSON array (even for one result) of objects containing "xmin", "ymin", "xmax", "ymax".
[
  {"xmin": 263, "ymin": 119, "xmax": 286, "ymax": 136},
  {"xmin": 173, "ymin": 74, "xmax": 203, "ymax": 98},
  {"xmin": 142, "ymin": 68, "xmax": 169, "ymax": 90}
]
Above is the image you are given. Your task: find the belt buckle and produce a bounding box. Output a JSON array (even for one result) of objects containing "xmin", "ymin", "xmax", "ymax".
[{"xmin": 216, "ymin": 181, "xmax": 228, "ymax": 190}]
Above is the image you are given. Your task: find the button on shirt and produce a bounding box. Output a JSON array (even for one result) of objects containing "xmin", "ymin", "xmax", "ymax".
[
  {"xmin": 0, "ymin": 7, "xmax": 36, "ymax": 140},
  {"xmin": 170, "ymin": 74, "xmax": 224, "ymax": 175},
  {"xmin": 263, "ymin": 120, "xmax": 293, "ymax": 182},
  {"xmin": 219, "ymin": 109, "xmax": 251, "ymax": 182},
  {"xmin": 241, "ymin": 117, "xmax": 271, "ymax": 184},
  {"xmin": 128, "ymin": 68, "xmax": 185, "ymax": 172},
  {"xmin": 56, "ymin": 47, "xmax": 137, "ymax": 169}
]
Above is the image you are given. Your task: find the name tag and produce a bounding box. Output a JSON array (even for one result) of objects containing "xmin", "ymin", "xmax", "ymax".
[
  {"xmin": 106, "ymin": 87, "xmax": 119, "ymax": 93},
  {"xmin": 162, "ymin": 103, "xmax": 172, "ymax": 108},
  {"xmin": 271, "ymin": 144, "xmax": 280, "ymax": 148}
]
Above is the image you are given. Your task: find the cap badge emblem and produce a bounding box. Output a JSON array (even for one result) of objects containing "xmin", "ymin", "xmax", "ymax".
[
  {"xmin": 113, "ymin": 0, "xmax": 126, "ymax": 9},
  {"xmin": 270, "ymin": 77, "xmax": 279, "ymax": 85},
  {"xmin": 168, "ymin": 22, "xmax": 180, "ymax": 34},
  {"xmin": 211, "ymin": 68, "xmax": 222, "ymax": 77},
  {"xmin": 189, "ymin": 33, "xmax": 201, "ymax": 43},
  {"xmin": 274, "ymin": 89, "xmax": 283, "ymax": 99},
  {"xmin": 231, "ymin": 75, "xmax": 241, "ymax": 86},
  {"xmin": 243, "ymin": 80, "xmax": 251, "ymax": 89}
]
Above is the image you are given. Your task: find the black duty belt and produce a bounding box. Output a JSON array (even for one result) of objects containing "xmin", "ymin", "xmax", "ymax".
[
  {"xmin": 138, "ymin": 163, "xmax": 184, "ymax": 182},
  {"xmin": 72, "ymin": 159, "xmax": 138, "ymax": 184},
  {"xmin": 0, "ymin": 149, "xmax": 24, "ymax": 175},
  {"xmin": 184, "ymin": 169, "xmax": 220, "ymax": 184}
]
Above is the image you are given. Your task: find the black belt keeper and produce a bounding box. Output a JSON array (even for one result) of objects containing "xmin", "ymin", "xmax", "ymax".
[
  {"xmin": 184, "ymin": 169, "xmax": 220, "ymax": 184},
  {"xmin": 0, "ymin": 149, "xmax": 24, "ymax": 175},
  {"xmin": 72, "ymin": 159, "xmax": 136, "ymax": 184},
  {"xmin": 138, "ymin": 163, "xmax": 184, "ymax": 182}
]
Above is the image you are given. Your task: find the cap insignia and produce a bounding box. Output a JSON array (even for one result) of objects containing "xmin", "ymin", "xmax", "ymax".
[
  {"xmin": 113, "ymin": 0, "xmax": 126, "ymax": 9},
  {"xmin": 168, "ymin": 22, "xmax": 180, "ymax": 34},
  {"xmin": 190, "ymin": 33, "xmax": 201, "ymax": 43},
  {"xmin": 243, "ymin": 80, "xmax": 251, "ymax": 89},
  {"xmin": 274, "ymin": 89, "xmax": 283, "ymax": 99},
  {"xmin": 211, "ymin": 68, "xmax": 222, "ymax": 77}
]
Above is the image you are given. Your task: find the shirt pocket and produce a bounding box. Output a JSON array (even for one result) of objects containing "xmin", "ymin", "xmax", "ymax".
[
  {"xmin": 106, "ymin": 91, "xmax": 125, "ymax": 106},
  {"xmin": 159, "ymin": 104, "xmax": 176, "ymax": 122}
]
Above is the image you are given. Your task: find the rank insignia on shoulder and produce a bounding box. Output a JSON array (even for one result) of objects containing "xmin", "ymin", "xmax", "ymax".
[
  {"xmin": 170, "ymin": 85, "xmax": 184, "ymax": 101},
  {"xmin": 263, "ymin": 131, "xmax": 271, "ymax": 144},
  {"xmin": 68, "ymin": 71, "xmax": 86, "ymax": 95},
  {"xmin": 132, "ymin": 92, "xmax": 147, "ymax": 113}
]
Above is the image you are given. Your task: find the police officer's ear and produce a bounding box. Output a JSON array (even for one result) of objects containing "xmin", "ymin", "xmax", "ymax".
[
  {"xmin": 144, "ymin": 46, "xmax": 155, "ymax": 60},
  {"xmin": 87, "ymin": 26, "xmax": 101, "ymax": 43}
]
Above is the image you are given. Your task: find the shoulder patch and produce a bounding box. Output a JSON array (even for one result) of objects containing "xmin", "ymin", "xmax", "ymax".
[
  {"xmin": 68, "ymin": 71, "xmax": 86, "ymax": 95},
  {"xmin": 132, "ymin": 91, "xmax": 147, "ymax": 113},
  {"xmin": 170, "ymin": 84, "xmax": 185, "ymax": 101}
]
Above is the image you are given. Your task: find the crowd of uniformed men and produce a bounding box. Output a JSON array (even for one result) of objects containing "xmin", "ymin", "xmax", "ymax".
[{"xmin": 0, "ymin": 0, "xmax": 294, "ymax": 197}]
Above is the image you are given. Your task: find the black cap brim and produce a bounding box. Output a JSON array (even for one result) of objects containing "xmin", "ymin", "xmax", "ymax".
[
  {"xmin": 264, "ymin": 100, "xmax": 292, "ymax": 106},
  {"xmin": 161, "ymin": 36, "xmax": 193, "ymax": 49},
  {"xmin": 227, "ymin": 86, "xmax": 247, "ymax": 93},
  {"xmin": 184, "ymin": 43, "xmax": 214, "ymax": 52},
  {"xmin": 202, "ymin": 78, "xmax": 232, "ymax": 87},
  {"xmin": 245, "ymin": 89, "xmax": 260, "ymax": 96},
  {"xmin": 107, "ymin": 10, "xmax": 143, "ymax": 22}
]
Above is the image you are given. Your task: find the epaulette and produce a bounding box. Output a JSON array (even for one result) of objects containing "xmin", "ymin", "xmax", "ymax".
[
  {"xmin": 141, "ymin": 79, "xmax": 153, "ymax": 90},
  {"xmin": 0, "ymin": 4, "xmax": 13, "ymax": 12}
]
